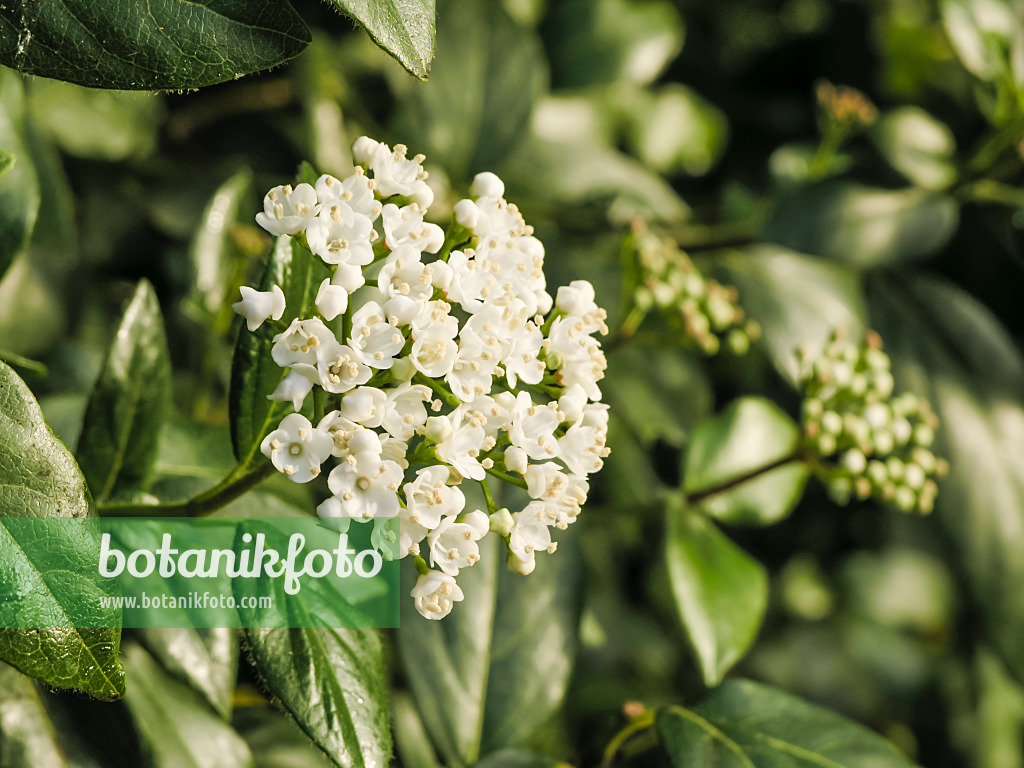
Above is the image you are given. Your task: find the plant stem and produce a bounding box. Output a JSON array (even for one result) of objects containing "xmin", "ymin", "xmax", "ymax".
[
  {"xmin": 0, "ymin": 349, "xmax": 47, "ymax": 377},
  {"xmin": 414, "ymin": 372, "xmax": 461, "ymax": 409},
  {"xmin": 600, "ymin": 710, "xmax": 657, "ymax": 768},
  {"xmin": 485, "ymin": 466, "xmax": 528, "ymax": 490},
  {"xmin": 684, "ymin": 453, "xmax": 803, "ymax": 506}
]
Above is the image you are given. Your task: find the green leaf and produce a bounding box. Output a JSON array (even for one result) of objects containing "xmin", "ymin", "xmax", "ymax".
[
  {"xmin": 542, "ymin": 0, "xmax": 684, "ymax": 88},
  {"xmin": 976, "ymin": 649, "xmax": 1024, "ymax": 768},
  {"xmin": 940, "ymin": 0, "xmax": 1024, "ymax": 83},
  {"xmin": 234, "ymin": 704, "xmax": 341, "ymax": 768},
  {"xmin": 393, "ymin": 693, "xmax": 443, "ymax": 768},
  {"xmin": 0, "ymin": 69, "xmax": 40, "ymax": 282},
  {"xmin": 0, "ymin": 1, "xmax": 311, "ymax": 91},
  {"xmin": 0, "ymin": 149, "xmax": 14, "ymax": 180},
  {"xmin": 77, "ymin": 280, "xmax": 171, "ymax": 505},
  {"xmin": 230, "ymin": 235, "xmax": 325, "ymax": 466},
  {"xmin": 243, "ymin": 627, "xmax": 389, "ymax": 768},
  {"xmin": 398, "ymin": 532, "xmax": 582, "ymax": 765},
  {"xmin": 326, "ymin": 0, "xmax": 435, "ymax": 80},
  {"xmin": 870, "ymin": 106, "xmax": 958, "ymax": 191},
  {"xmin": 136, "ymin": 628, "xmax": 239, "ymax": 719},
  {"xmin": 665, "ymin": 496, "xmax": 767, "ymax": 686},
  {"xmin": 706, "ymin": 246, "xmax": 867, "ymax": 386},
  {"xmin": 190, "ymin": 171, "xmax": 254, "ymax": 317},
  {"xmin": 683, "ymin": 397, "xmax": 809, "ymax": 526},
  {"xmin": 0, "ymin": 665, "xmax": 67, "ymax": 768},
  {"xmin": 472, "ymin": 750, "xmax": 570, "ymax": 768},
  {"xmin": 867, "ymin": 273, "xmax": 1024, "ymax": 684},
  {"xmin": 393, "ymin": 0, "xmax": 546, "ymax": 182},
  {"xmin": 656, "ymin": 679, "xmax": 920, "ymax": 766},
  {"xmin": 123, "ymin": 644, "xmax": 253, "ymax": 768},
  {"xmin": 762, "ymin": 182, "xmax": 959, "ymax": 268},
  {"xmin": 0, "ymin": 360, "xmax": 125, "ymax": 701}
]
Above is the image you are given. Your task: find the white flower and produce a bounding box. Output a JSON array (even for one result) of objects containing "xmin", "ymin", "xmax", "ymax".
[
  {"xmin": 256, "ymin": 184, "xmax": 317, "ymax": 236},
  {"xmin": 272, "ymin": 318, "xmax": 335, "ymax": 367},
  {"xmin": 410, "ymin": 326, "xmax": 459, "ymax": 379},
  {"xmin": 454, "ymin": 198, "xmax": 479, "ymax": 229},
  {"xmin": 355, "ymin": 138, "xmax": 434, "ymax": 208},
  {"xmin": 557, "ymin": 422, "xmax": 607, "ymax": 476},
  {"xmin": 399, "ymin": 466, "xmax": 466, "ymax": 556},
  {"xmin": 381, "ymin": 203, "xmax": 444, "ymax": 253},
  {"xmin": 410, "ymin": 571, "xmax": 464, "ymax": 620},
  {"xmin": 268, "ymin": 364, "xmax": 320, "ymax": 410},
  {"xmin": 555, "ymin": 280, "xmax": 608, "ymax": 335},
  {"xmin": 232, "ymin": 285, "xmax": 286, "ymax": 331},
  {"xmin": 316, "ymin": 340, "xmax": 371, "ymax": 394},
  {"xmin": 427, "ymin": 510, "xmax": 490, "ymax": 575},
  {"xmin": 315, "ymin": 171, "xmax": 382, "ymax": 221},
  {"xmin": 509, "ymin": 502, "xmax": 554, "ymax": 563},
  {"xmin": 260, "ymin": 413, "xmax": 333, "ymax": 483},
  {"xmin": 470, "ymin": 171, "xmax": 505, "ymax": 199},
  {"xmin": 558, "ymin": 384, "xmax": 588, "ymax": 426},
  {"xmin": 509, "ymin": 391, "xmax": 561, "ymax": 461},
  {"xmin": 315, "ymin": 279, "xmax": 349, "ymax": 321},
  {"xmin": 504, "ymin": 445, "xmax": 528, "ymax": 475},
  {"xmin": 331, "ymin": 262, "xmax": 366, "ymax": 294},
  {"xmin": 317, "ymin": 412, "xmax": 366, "ymax": 457},
  {"xmin": 381, "ymin": 382, "xmax": 432, "ymax": 440},
  {"xmin": 340, "ymin": 386, "xmax": 389, "ymax": 428},
  {"xmin": 524, "ymin": 462, "xmax": 570, "ymax": 503},
  {"xmin": 349, "ymin": 301, "xmax": 406, "ymax": 369},
  {"xmin": 306, "ymin": 200, "xmax": 374, "ymax": 267},
  {"xmin": 319, "ymin": 452, "xmax": 403, "ymax": 518},
  {"xmin": 446, "ymin": 340, "xmax": 499, "ymax": 402},
  {"xmin": 378, "ymin": 246, "xmax": 436, "ymax": 302},
  {"xmin": 435, "ymin": 411, "xmax": 488, "ymax": 481}
]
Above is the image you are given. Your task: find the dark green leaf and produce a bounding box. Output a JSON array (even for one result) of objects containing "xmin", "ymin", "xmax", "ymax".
[
  {"xmin": 867, "ymin": 273, "xmax": 1024, "ymax": 684},
  {"xmin": 234, "ymin": 704, "xmax": 340, "ymax": 768},
  {"xmin": 472, "ymin": 750, "xmax": 569, "ymax": 768},
  {"xmin": 190, "ymin": 171, "xmax": 254, "ymax": 317},
  {"xmin": 0, "ymin": 1, "xmax": 311, "ymax": 91},
  {"xmin": 665, "ymin": 496, "xmax": 767, "ymax": 686},
  {"xmin": 0, "ymin": 149, "xmax": 14, "ymax": 180},
  {"xmin": 0, "ymin": 665, "xmax": 67, "ymax": 768},
  {"xmin": 326, "ymin": 0, "xmax": 435, "ymax": 80},
  {"xmin": 762, "ymin": 182, "xmax": 959, "ymax": 268},
  {"xmin": 976, "ymin": 649, "xmax": 1024, "ymax": 768},
  {"xmin": 393, "ymin": 0, "xmax": 546, "ymax": 182},
  {"xmin": 683, "ymin": 397, "xmax": 809, "ymax": 526},
  {"xmin": 656, "ymin": 679, "xmax": 920, "ymax": 766},
  {"xmin": 0, "ymin": 360, "xmax": 125, "ymax": 701},
  {"xmin": 870, "ymin": 106, "xmax": 957, "ymax": 190},
  {"xmin": 123, "ymin": 644, "xmax": 253, "ymax": 768},
  {"xmin": 77, "ymin": 280, "xmax": 171, "ymax": 504},
  {"xmin": 137, "ymin": 628, "xmax": 239, "ymax": 719},
  {"xmin": 706, "ymin": 246, "xmax": 867, "ymax": 385},
  {"xmin": 0, "ymin": 69, "xmax": 39, "ymax": 282},
  {"xmin": 230, "ymin": 235, "xmax": 325, "ymax": 466},
  {"xmin": 244, "ymin": 628, "xmax": 389, "ymax": 768}
]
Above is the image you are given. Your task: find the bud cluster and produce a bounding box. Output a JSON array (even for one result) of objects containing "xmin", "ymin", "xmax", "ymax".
[
  {"xmin": 799, "ymin": 330, "xmax": 947, "ymax": 514},
  {"xmin": 632, "ymin": 231, "xmax": 760, "ymax": 356},
  {"xmin": 236, "ymin": 137, "xmax": 611, "ymax": 619}
]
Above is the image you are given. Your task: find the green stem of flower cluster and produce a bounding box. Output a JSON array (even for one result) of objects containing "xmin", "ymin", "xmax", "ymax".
[
  {"xmin": 485, "ymin": 466, "xmax": 527, "ymax": 491},
  {"xmin": 414, "ymin": 372, "xmax": 461, "ymax": 409}
]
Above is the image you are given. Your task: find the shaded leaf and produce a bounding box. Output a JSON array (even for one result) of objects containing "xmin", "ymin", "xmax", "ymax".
[
  {"xmin": 0, "ymin": 69, "xmax": 39, "ymax": 282},
  {"xmin": 940, "ymin": 0, "xmax": 1024, "ymax": 84},
  {"xmin": 234, "ymin": 704, "xmax": 339, "ymax": 768},
  {"xmin": 393, "ymin": 693, "xmax": 443, "ymax": 768},
  {"xmin": 137, "ymin": 627, "xmax": 239, "ymax": 719},
  {"xmin": 77, "ymin": 280, "xmax": 171, "ymax": 504},
  {"xmin": 870, "ymin": 106, "xmax": 957, "ymax": 190},
  {"xmin": 0, "ymin": 1, "xmax": 311, "ymax": 91},
  {"xmin": 0, "ymin": 665, "xmax": 66, "ymax": 768},
  {"xmin": 0, "ymin": 149, "xmax": 14, "ymax": 180},
  {"xmin": 472, "ymin": 750, "xmax": 569, "ymax": 768},
  {"xmin": 190, "ymin": 171, "xmax": 254, "ymax": 317},
  {"xmin": 327, "ymin": 0, "xmax": 435, "ymax": 80},
  {"xmin": 665, "ymin": 497, "xmax": 767, "ymax": 686}
]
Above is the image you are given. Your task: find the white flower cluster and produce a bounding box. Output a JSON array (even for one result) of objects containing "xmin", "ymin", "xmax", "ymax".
[
  {"xmin": 235, "ymin": 138, "xmax": 611, "ymax": 619},
  {"xmin": 799, "ymin": 330, "xmax": 946, "ymax": 514}
]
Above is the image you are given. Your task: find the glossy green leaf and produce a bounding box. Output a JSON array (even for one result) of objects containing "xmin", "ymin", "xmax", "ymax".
[
  {"xmin": 190, "ymin": 171, "xmax": 254, "ymax": 317},
  {"xmin": 0, "ymin": 1, "xmax": 311, "ymax": 91},
  {"xmin": 243, "ymin": 627, "xmax": 389, "ymax": 768},
  {"xmin": 77, "ymin": 280, "xmax": 171, "ymax": 504},
  {"xmin": 0, "ymin": 665, "xmax": 66, "ymax": 768},
  {"xmin": 683, "ymin": 397, "xmax": 809, "ymax": 526},
  {"xmin": 0, "ymin": 69, "xmax": 39, "ymax": 282},
  {"xmin": 706, "ymin": 246, "xmax": 867, "ymax": 386},
  {"xmin": 472, "ymin": 750, "xmax": 570, "ymax": 768},
  {"xmin": 542, "ymin": 0, "xmax": 683, "ymax": 88},
  {"xmin": 137, "ymin": 628, "xmax": 239, "ymax": 719},
  {"xmin": 762, "ymin": 182, "xmax": 959, "ymax": 268},
  {"xmin": 665, "ymin": 496, "xmax": 767, "ymax": 686},
  {"xmin": 327, "ymin": 0, "xmax": 435, "ymax": 80},
  {"xmin": 868, "ymin": 273, "xmax": 1024, "ymax": 684},
  {"xmin": 399, "ymin": 532, "xmax": 582, "ymax": 766},
  {"xmin": 656, "ymin": 679, "xmax": 920, "ymax": 766},
  {"xmin": 393, "ymin": 0, "xmax": 546, "ymax": 182},
  {"xmin": 0, "ymin": 361, "xmax": 125, "ymax": 701},
  {"xmin": 870, "ymin": 106, "xmax": 957, "ymax": 190},
  {"xmin": 230, "ymin": 235, "xmax": 325, "ymax": 466},
  {"xmin": 123, "ymin": 644, "xmax": 253, "ymax": 768}
]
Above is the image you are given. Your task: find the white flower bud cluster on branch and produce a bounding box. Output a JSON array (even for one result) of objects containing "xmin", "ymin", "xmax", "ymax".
[
  {"xmin": 799, "ymin": 330, "xmax": 947, "ymax": 514},
  {"xmin": 235, "ymin": 138, "xmax": 611, "ymax": 620},
  {"xmin": 632, "ymin": 230, "xmax": 760, "ymax": 356}
]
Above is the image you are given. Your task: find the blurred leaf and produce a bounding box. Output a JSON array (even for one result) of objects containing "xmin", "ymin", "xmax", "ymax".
[
  {"xmin": 0, "ymin": 69, "xmax": 39, "ymax": 282},
  {"xmin": 868, "ymin": 273, "xmax": 1024, "ymax": 685},
  {"xmin": 136, "ymin": 628, "xmax": 239, "ymax": 719},
  {"xmin": 762, "ymin": 182, "xmax": 959, "ymax": 268},
  {"xmin": 623, "ymin": 84, "xmax": 728, "ymax": 177},
  {"xmin": 656, "ymin": 679, "xmax": 920, "ymax": 766},
  {"xmin": 243, "ymin": 628, "xmax": 390, "ymax": 768},
  {"xmin": 602, "ymin": 414, "xmax": 666, "ymax": 508},
  {"xmin": 234, "ymin": 704, "xmax": 339, "ymax": 768},
  {"xmin": 27, "ymin": 80, "xmax": 160, "ymax": 161},
  {"xmin": 472, "ymin": 750, "xmax": 569, "ymax": 768},
  {"xmin": 604, "ymin": 346, "xmax": 712, "ymax": 448},
  {"xmin": 78, "ymin": 280, "xmax": 171, "ymax": 504},
  {"xmin": 399, "ymin": 532, "xmax": 582, "ymax": 765},
  {"xmin": 190, "ymin": 171, "xmax": 254, "ymax": 317},
  {"xmin": 0, "ymin": 665, "xmax": 66, "ymax": 768},
  {"xmin": 0, "ymin": 1, "xmax": 311, "ymax": 90},
  {"xmin": 230, "ymin": 236, "xmax": 326, "ymax": 466},
  {"xmin": 326, "ymin": 0, "xmax": 435, "ymax": 80},
  {"xmin": 870, "ymin": 106, "xmax": 957, "ymax": 190},
  {"xmin": 0, "ymin": 149, "xmax": 14, "ymax": 180},
  {"xmin": 976, "ymin": 650, "xmax": 1024, "ymax": 768},
  {"xmin": 707, "ymin": 246, "xmax": 867, "ymax": 385},
  {"xmin": 0, "ymin": 361, "xmax": 125, "ymax": 701},
  {"xmin": 664, "ymin": 496, "xmax": 768, "ymax": 686},
  {"xmin": 393, "ymin": 0, "xmax": 546, "ymax": 182},
  {"xmin": 0, "ymin": 258, "xmax": 65, "ymax": 356},
  {"xmin": 393, "ymin": 693, "xmax": 443, "ymax": 768},
  {"xmin": 769, "ymin": 142, "xmax": 853, "ymax": 188},
  {"xmin": 542, "ymin": 0, "xmax": 683, "ymax": 88},
  {"xmin": 683, "ymin": 397, "xmax": 809, "ymax": 526},
  {"xmin": 123, "ymin": 644, "xmax": 253, "ymax": 768},
  {"xmin": 940, "ymin": 0, "xmax": 1024, "ymax": 84}
]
